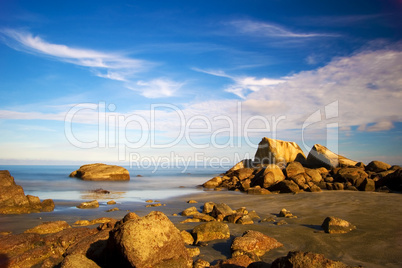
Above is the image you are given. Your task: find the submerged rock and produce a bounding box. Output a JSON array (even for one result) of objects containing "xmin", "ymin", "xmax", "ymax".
[{"xmin": 69, "ymin": 163, "xmax": 130, "ymax": 181}]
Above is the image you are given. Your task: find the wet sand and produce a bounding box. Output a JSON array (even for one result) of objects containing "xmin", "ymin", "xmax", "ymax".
[{"xmin": 1, "ymin": 190, "xmax": 402, "ymax": 267}]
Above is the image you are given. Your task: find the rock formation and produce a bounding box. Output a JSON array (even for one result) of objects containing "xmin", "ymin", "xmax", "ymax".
[
  {"xmin": 306, "ymin": 144, "xmax": 358, "ymax": 169},
  {"xmin": 0, "ymin": 170, "xmax": 54, "ymax": 214},
  {"xmin": 69, "ymin": 163, "xmax": 130, "ymax": 181},
  {"xmin": 254, "ymin": 137, "xmax": 307, "ymax": 166}
]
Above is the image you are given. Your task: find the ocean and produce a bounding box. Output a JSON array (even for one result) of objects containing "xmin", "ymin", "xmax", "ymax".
[{"xmin": 0, "ymin": 165, "xmax": 227, "ymax": 203}]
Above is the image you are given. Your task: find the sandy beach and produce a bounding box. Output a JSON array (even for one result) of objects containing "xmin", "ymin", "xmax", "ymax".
[{"xmin": 1, "ymin": 190, "xmax": 401, "ymax": 267}]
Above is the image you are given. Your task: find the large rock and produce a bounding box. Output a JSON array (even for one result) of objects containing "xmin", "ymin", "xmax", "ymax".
[
  {"xmin": 254, "ymin": 138, "xmax": 306, "ymax": 166},
  {"xmin": 271, "ymin": 251, "xmax": 352, "ymax": 268},
  {"xmin": 0, "ymin": 170, "xmax": 54, "ymax": 214},
  {"xmin": 306, "ymin": 144, "xmax": 357, "ymax": 169},
  {"xmin": 269, "ymin": 180, "xmax": 300, "ymax": 194},
  {"xmin": 231, "ymin": 230, "xmax": 283, "ymax": 257},
  {"xmin": 70, "ymin": 163, "xmax": 130, "ymax": 181},
  {"xmin": 192, "ymin": 221, "xmax": 230, "ymax": 244},
  {"xmin": 253, "ymin": 164, "xmax": 285, "ymax": 188},
  {"xmin": 321, "ymin": 216, "xmax": 356, "ymax": 234},
  {"xmin": 24, "ymin": 221, "xmax": 71, "ymax": 235},
  {"xmin": 61, "ymin": 254, "xmax": 101, "ymax": 268},
  {"xmin": 112, "ymin": 211, "xmax": 190, "ymax": 268},
  {"xmin": 366, "ymin": 160, "xmax": 391, "ymax": 173},
  {"xmin": 336, "ymin": 168, "xmax": 368, "ymax": 188}
]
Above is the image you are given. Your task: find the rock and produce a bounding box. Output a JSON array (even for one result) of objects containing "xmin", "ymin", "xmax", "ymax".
[
  {"xmin": 238, "ymin": 215, "xmax": 254, "ymax": 225},
  {"xmin": 180, "ymin": 218, "xmax": 201, "ymax": 223},
  {"xmin": 382, "ymin": 169, "xmax": 402, "ymax": 191},
  {"xmin": 254, "ymin": 138, "xmax": 306, "ymax": 166},
  {"xmin": 186, "ymin": 247, "xmax": 200, "ymax": 258},
  {"xmin": 106, "ymin": 207, "xmax": 119, "ymax": 212},
  {"xmin": 194, "ymin": 258, "xmax": 210, "ymax": 268},
  {"xmin": 307, "ymin": 184, "xmax": 322, "ymax": 192},
  {"xmin": 61, "ymin": 254, "xmax": 101, "ymax": 268},
  {"xmin": 187, "ymin": 199, "xmax": 198, "ymax": 203},
  {"xmin": 279, "ymin": 208, "xmax": 297, "ymax": 218},
  {"xmin": 231, "ymin": 230, "xmax": 283, "ymax": 257},
  {"xmin": 366, "ymin": 160, "xmax": 391, "ymax": 173},
  {"xmin": 180, "ymin": 230, "xmax": 194, "ymax": 245},
  {"xmin": 69, "ymin": 163, "xmax": 130, "ymax": 181},
  {"xmin": 269, "ymin": 180, "xmax": 300, "ymax": 194},
  {"xmin": 202, "ymin": 202, "xmax": 215, "ymax": 214},
  {"xmin": 336, "ymin": 168, "xmax": 368, "ymax": 188},
  {"xmin": 77, "ymin": 200, "xmax": 99, "ymax": 209},
  {"xmin": 276, "ymin": 220, "xmax": 288, "ymax": 226},
  {"xmin": 255, "ymin": 164, "xmax": 285, "ymax": 188},
  {"xmin": 304, "ymin": 168, "xmax": 323, "ymax": 184},
  {"xmin": 181, "ymin": 206, "xmax": 199, "ymax": 216},
  {"xmin": 247, "ymin": 186, "xmax": 271, "ymax": 195},
  {"xmin": 306, "ymin": 144, "xmax": 357, "ymax": 169},
  {"xmin": 226, "ymin": 159, "xmax": 253, "ymax": 173},
  {"xmin": 122, "ymin": 212, "xmax": 140, "ymax": 222},
  {"xmin": 271, "ymin": 251, "xmax": 352, "ymax": 268},
  {"xmin": 321, "ymin": 217, "xmax": 356, "ymax": 234},
  {"xmin": 112, "ymin": 211, "xmax": 190, "ymax": 268},
  {"xmin": 213, "ymin": 255, "xmax": 254, "ymax": 267},
  {"xmin": 192, "ymin": 222, "xmax": 230, "ymax": 244},
  {"xmin": 203, "ymin": 176, "xmax": 223, "ymax": 188},
  {"xmin": 192, "ymin": 213, "xmax": 216, "ymax": 222},
  {"xmin": 286, "ymin": 162, "xmax": 305, "ymax": 178},
  {"xmin": 211, "ymin": 203, "xmax": 233, "ymax": 221},
  {"xmin": 0, "ymin": 170, "xmax": 54, "ymax": 214},
  {"xmin": 333, "ymin": 182, "xmax": 344, "ymax": 191},
  {"xmin": 359, "ymin": 178, "xmax": 375, "ymax": 191},
  {"xmin": 24, "ymin": 221, "xmax": 71, "ymax": 235},
  {"xmin": 107, "ymin": 200, "xmax": 116, "ymax": 205}
]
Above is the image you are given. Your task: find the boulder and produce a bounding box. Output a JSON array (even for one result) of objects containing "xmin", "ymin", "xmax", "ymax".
[
  {"xmin": 304, "ymin": 168, "xmax": 323, "ymax": 184},
  {"xmin": 226, "ymin": 159, "xmax": 253, "ymax": 172},
  {"xmin": 366, "ymin": 160, "xmax": 391, "ymax": 173},
  {"xmin": 61, "ymin": 254, "xmax": 101, "ymax": 268},
  {"xmin": 255, "ymin": 164, "xmax": 285, "ymax": 188},
  {"xmin": 254, "ymin": 138, "xmax": 306, "ymax": 166},
  {"xmin": 69, "ymin": 163, "xmax": 130, "ymax": 181},
  {"xmin": 286, "ymin": 162, "xmax": 305, "ymax": 178},
  {"xmin": 269, "ymin": 180, "xmax": 300, "ymax": 194},
  {"xmin": 336, "ymin": 168, "xmax": 368, "ymax": 188},
  {"xmin": 202, "ymin": 202, "xmax": 216, "ymax": 214},
  {"xmin": 181, "ymin": 206, "xmax": 199, "ymax": 216},
  {"xmin": 271, "ymin": 251, "xmax": 352, "ymax": 268},
  {"xmin": 211, "ymin": 203, "xmax": 234, "ymax": 221},
  {"xmin": 359, "ymin": 178, "xmax": 375, "ymax": 191},
  {"xmin": 112, "ymin": 211, "xmax": 190, "ymax": 268},
  {"xmin": 180, "ymin": 230, "xmax": 194, "ymax": 245},
  {"xmin": 0, "ymin": 170, "xmax": 54, "ymax": 214},
  {"xmin": 203, "ymin": 176, "xmax": 223, "ymax": 188},
  {"xmin": 213, "ymin": 255, "xmax": 254, "ymax": 267},
  {"xmin": 382, "ymin": 169, "xmax": 402, "ymax": 191},
  {"xmin": 192, "ymin": 222, "xmax": 230, "ymax": 244},
  {"xmin": 306, "ymin": 144, "xmax": 358, "ymax": 169},
  {"xmin": 321, "ymin": 216, "xmax": 356, "ymax": 234},
  {"xmin": 231, "ymin": 230, "xmax": 283, "ymax": 257}
]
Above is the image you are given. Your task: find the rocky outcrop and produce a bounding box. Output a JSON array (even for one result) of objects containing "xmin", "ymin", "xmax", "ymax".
[
  {"xmin": 24, "ymin": 221, "xmax": 71, "ymax": 235},
  {"xmin": 254, "ymin": 138, "xmax": 307, "ymax": 166},
  {"xmin": 0, "ymin": 170, "xmax": 54, "ymax": 214},
  {"xmin": 69, "ymin": 163, "xmax": 130, "ymax": 181},
  {"xmin": 111, "ymin": 211, "xmax": 191, "ymax": 268},
  {"xmin": 306, "ymin": 144, "xmax": 358, "ymax": 169},
  {"xmin": 77, "ymin": 200, "xmax": 100, "ymax": 209},
  {"xmin": 321, "ymin": 216, "xmax": 356, "ymax": 234},
  {"xmin": 271, "ymin": 251, "xmax": 353, "ymax": 268}
]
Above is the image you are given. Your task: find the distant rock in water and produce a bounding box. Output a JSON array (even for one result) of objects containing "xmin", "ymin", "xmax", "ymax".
[
  {"xmin": 306, "ymin": 144, "xmax": 357, "ymax": 169},
  {"xmin": 70, "ymin": 163, "xmax": 130, "ymax": 181},
  {"xmin": 0, "ymin": 170, "xmax": 54, "ymax": 214},
  {"xmin": 254, "ymin": 137, "xmax": 307, "ymax": 167}
]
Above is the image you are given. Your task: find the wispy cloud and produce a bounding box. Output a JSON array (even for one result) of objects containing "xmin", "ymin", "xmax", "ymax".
[
  {"xmin": 128, "ymin": 78, "xmax": 184, "ymax": 98},
  {"xmin": 228, "ymin": 19, "xmax": 337, "ymax": 38},
  {"xmin": 0, "ymin": 29, "xmax": 184, "ymax": 98}
]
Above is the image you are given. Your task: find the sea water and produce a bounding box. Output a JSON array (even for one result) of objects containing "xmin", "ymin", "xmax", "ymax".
[{"xmin": 0, "ymin": 165, "xmax": 227, "ymax": 203}]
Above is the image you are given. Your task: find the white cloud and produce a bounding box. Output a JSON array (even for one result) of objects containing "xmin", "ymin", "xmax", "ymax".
[
  {"xmin": 0, "ymin": 29, "xmax": 183, "ymax": 98},
  {"xmin": 129, "ymin": 78, "xmax": 184, "ymax": 98},
  {"xmin": 228, "ymin": 19, "xmax": 336, "ymax": 38}
]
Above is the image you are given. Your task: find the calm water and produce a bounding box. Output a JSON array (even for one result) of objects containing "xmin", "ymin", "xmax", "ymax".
[{"xmin": 0, "ymin": 165, "xmax": 227, "ymax": 203}]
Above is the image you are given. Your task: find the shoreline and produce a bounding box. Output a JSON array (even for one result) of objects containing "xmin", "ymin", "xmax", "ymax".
[{"xmin": 1, "ymin": 190, "xmax": 402, "ymax": 267}]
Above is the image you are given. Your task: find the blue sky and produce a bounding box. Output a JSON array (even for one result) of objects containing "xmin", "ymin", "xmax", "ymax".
[{"xmin": 0, "ymin": 0, "xmax": 401, "ymax": 166}]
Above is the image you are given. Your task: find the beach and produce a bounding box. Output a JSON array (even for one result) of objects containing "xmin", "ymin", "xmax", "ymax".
[{"xmin": 1, "ymin": 181, "xmax": 402, "ymax": 267}]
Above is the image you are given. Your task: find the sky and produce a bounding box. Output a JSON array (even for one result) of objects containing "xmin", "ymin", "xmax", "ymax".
[{"xmin": 0, "ymin": 0, "xmax": 402, "ymax": 167}]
